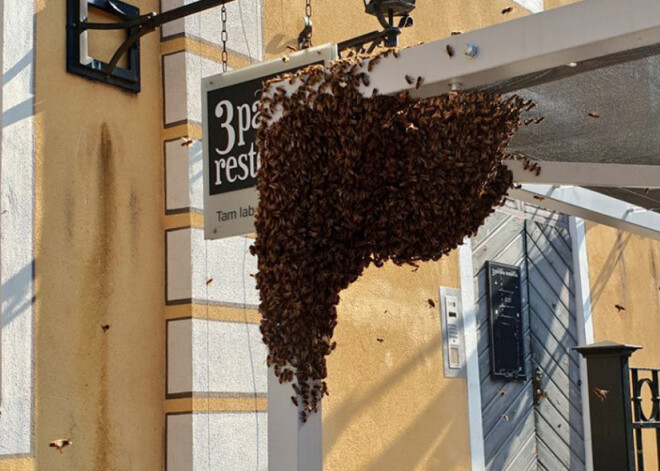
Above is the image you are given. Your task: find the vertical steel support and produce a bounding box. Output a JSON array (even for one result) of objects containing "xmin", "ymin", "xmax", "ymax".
[
  {"xmin": 268, "ymin": 367, "xmax": 322, "ymax": 471},
  {"xmin": 575, "ymin": 341, "xmax": 641, "ymax": 471}
]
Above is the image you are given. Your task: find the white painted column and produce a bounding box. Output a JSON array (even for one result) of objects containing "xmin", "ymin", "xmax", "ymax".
[
  {"xmin": 459, "ymin": 239, "xmax": 486, "ymax": 471},
  {"xmin": 268, "ymin": 368, "xmax": 322, "ymax": 471},
  {"xmin": 569, "ymin": 217, "xmax": 595, "ymax": 471}
]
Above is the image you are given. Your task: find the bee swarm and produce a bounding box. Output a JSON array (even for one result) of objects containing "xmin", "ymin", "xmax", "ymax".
[{"xmin": 252, "ymin": 51, "xmax": 529, "ymax": 421}]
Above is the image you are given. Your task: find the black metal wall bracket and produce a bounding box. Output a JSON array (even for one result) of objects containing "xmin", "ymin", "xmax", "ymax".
[{"xmin": 67, "ymin": 0, "xmax": 229, "ymax": 92}]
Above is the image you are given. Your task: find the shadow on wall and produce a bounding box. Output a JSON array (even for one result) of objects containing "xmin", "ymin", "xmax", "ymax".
[
  {"xmin": 1, "ymin": 262, "xmax": 35, "ymax": 329},
  {"xmin": 589, "ymin": 229, "xmax": 631, "ymax": 308},
  {"xmin": 324, "ymin": 333, "xmax": 462, "ymax": 470},
  {"xmin": 3, "ymin": 51, "xmax": 34, "ymax": 128}
]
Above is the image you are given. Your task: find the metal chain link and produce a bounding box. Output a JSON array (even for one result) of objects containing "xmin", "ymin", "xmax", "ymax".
[
  {"xmin": 298, "ymin": 0, "xmax": 313, "ymax": 49},
  {"xmin": 221, "ymin": 4, "xmax": 228, "ymax": 72}
]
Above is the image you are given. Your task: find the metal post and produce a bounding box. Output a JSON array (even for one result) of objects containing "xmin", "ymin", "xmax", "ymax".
[
  {"xmin": 268, "ymin": 367, "xmax": 322, "ymax": 471},
  {"xmin": 575, "ymin": 341, "xmax": 642, "ymax": 471}
]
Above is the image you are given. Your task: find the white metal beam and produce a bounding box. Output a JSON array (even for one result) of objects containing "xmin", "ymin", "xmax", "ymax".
[
  {"xmin": 507, "ymin": 161, "xmax": 660, "ymax": 189},
  {"xmin": 569, "ymin": 217, "xmax": 595, "ymax": 471},
  {"xmin": 268, "ymin": 368, "xmax": 322, "ymax": 471},
  {"xmin": 361, "ymin": 0, "xmax": 660, "ymax": 98},
  {"xmin": 511, "ymin": 184, "xmax": 660, "ymax": 241},
  {"xmin": 459, "ymin": 240, "xmax": 486, "ymax": 471}
]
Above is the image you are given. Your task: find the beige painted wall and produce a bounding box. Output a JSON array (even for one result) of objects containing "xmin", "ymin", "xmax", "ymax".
[
  {"xmin": 324, "ymin": 254, "xmax": 471, "ymax": 471},
  {"xmin": 34, "ymin": 1, "xmax": 164, "ymax": 469},
  {"xmin": 586, "ymin": 224, "xmax": 660, "ymax": 363},
  {"xmin": 544, "ymin": 0, "xmax": 583, "ymax": 11},
  {"xmin": 264, "ymin": 0, "xmax": 529, "ymax": 59},
  {"xmin": 585, "ymin": 223, "xmax": 660, "ymax": 466}
]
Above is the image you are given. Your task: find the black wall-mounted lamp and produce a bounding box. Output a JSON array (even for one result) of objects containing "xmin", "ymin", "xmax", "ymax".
[
  {"xmin": 364, "ymin": 0, "xmax": 415, "ymax": 46},
  {"xmin": 338, "ymin": 0, "xmax": 416, "ymax": 53}
]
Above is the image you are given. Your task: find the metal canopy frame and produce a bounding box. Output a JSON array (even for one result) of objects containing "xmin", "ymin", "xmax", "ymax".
[{"xmin": 353, "ymin": 0, "xmax": 660, "ymax": 239}]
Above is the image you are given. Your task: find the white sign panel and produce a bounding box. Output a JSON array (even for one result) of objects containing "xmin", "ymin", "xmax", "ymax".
[{"xmin": 202, "ymin": 44, "xmax": 337, "ymax": 239}]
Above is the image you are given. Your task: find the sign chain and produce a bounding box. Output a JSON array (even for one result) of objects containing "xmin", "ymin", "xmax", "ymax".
[
  {"xmin": 299, "ymin": 0, "xmax": 313, "ymax": 49},
  {"xmin": 221, "ymin": 4, "xmax": 228, "ymax": 72}
]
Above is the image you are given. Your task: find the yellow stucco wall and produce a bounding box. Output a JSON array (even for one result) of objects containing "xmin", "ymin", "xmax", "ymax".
[
  {"xmin": 34, "ymin": 1, "xmax": 164, "ymax": 469},
  {"xmin": 264, "ymin": 0, "xmax": 528, "ymax": 59},
  {"xmin": 585, "ymin": 223, "xmax": 660, "ymax": 467},
  {"xmin": 324, "ymin": 254, "xmax": 471, "ymax": 471},
  {"xmin": 586, "ymin": 224, "xmax": 660, "ymax": 363},
  {"xmin": 544, "ymin": 0, "xmax": 583, "ymax": 11}
]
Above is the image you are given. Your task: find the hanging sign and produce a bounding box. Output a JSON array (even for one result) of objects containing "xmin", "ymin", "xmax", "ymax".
[{"xmin": 202, "ymin": 44, "xmax": 337, "ymax": 240}]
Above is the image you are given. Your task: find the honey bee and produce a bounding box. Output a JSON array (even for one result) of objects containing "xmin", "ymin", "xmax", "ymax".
[
  {"xmin": 446, "ymin": 45, "xmax": 455, "ymax": 58},
  {"xmin": 533, "ymin": 195, "xmax": 545, "ymax": 201},
  {"xmin": 534, "ymin": 116, "xmax": 545, "ymax": 124},
  {"xmin": 376, "ymin": 338, "xmax": 384, "ymax": 343},
  {"xmin": 427, "ymin": 298, "xmax": 436, "ymax": 308},
  {"xmin": 614, "ymin": 304, "xmax": 626, "ymax": 312},
  {"xmin": 405, "ymin": 75, "xmax": 415, "ymax": 85},
  {"xmin": 180, "ymin": 137, "xmax": 194, "ymax": 147},
  {"xmin": 451, "ymin": 31, "xmax": 462, "ymax": 36},
  {"xmin": 593, "ymin": 388, "xmax": 609, "ymax": 401},
  {"xmin": 502, "ymin": 414, "xmax": 510, "ymax": 422},
  {"xmin": 206, "ymin": 278, "xmax": 214, "ymax": 285},
  {"xmin": 501, "ymin": 6, "xmax": 513, "ymax": 14},
  {"xmin": 282, "ymin": 56, "xmax": 290, "ymax": 63},
  {"xmin": 416, "ymin": 76, "xmax": 424, "ymax": 90},
  {"xmin": 49, "ymin": 439, "xmax": 73, "ymax": 454},
  {"xmin": 101, "ymin": 324, "xmax": 110, "ymax": 333},
  {"xmin": 588, "ymin": 111, "xmax": 600, "ymax": 118}
]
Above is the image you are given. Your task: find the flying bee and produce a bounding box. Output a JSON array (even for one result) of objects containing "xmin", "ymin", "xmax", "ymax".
[
  {"xmin": 101, "ymin": 324, "xmax": 110, "ymax": 333},
  {"xmin": 501, "ymin": 6, "xmax": 513, "ymax": 14},
  {"xmin": 405, "ymin": 75, "xmax": 415, "ymax": 85},
  {"xmin": 502, "ymin": 414, "xmax": 510, "ymax": 422},
  {"xmin": 376, "ymin": 338, "xmax": 384, "ymax": 343},
  {"xmin": 615, "ymin": 304, "xmax": 626, "ymax": 312},
  {"xmin": 593, "ymin": 388, "xmax": 609, "ymax": 401},
  {"xmin": 49, "ymin": 439, "xmax": 73, "ymax": 454},
  {"xmin": 180, "ymin": 137, "xmax": 194, "ymax": 147}
]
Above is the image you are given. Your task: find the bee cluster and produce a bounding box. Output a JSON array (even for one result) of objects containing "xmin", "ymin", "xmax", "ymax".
[{"xmin": 251, "ymin": 51, "xmax": 530, "ymax": 421}]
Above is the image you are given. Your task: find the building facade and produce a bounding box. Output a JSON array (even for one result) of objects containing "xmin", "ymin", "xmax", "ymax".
[{"xmin": 0, "ymin": 0, "xmax": 658, "ymax": 470}]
